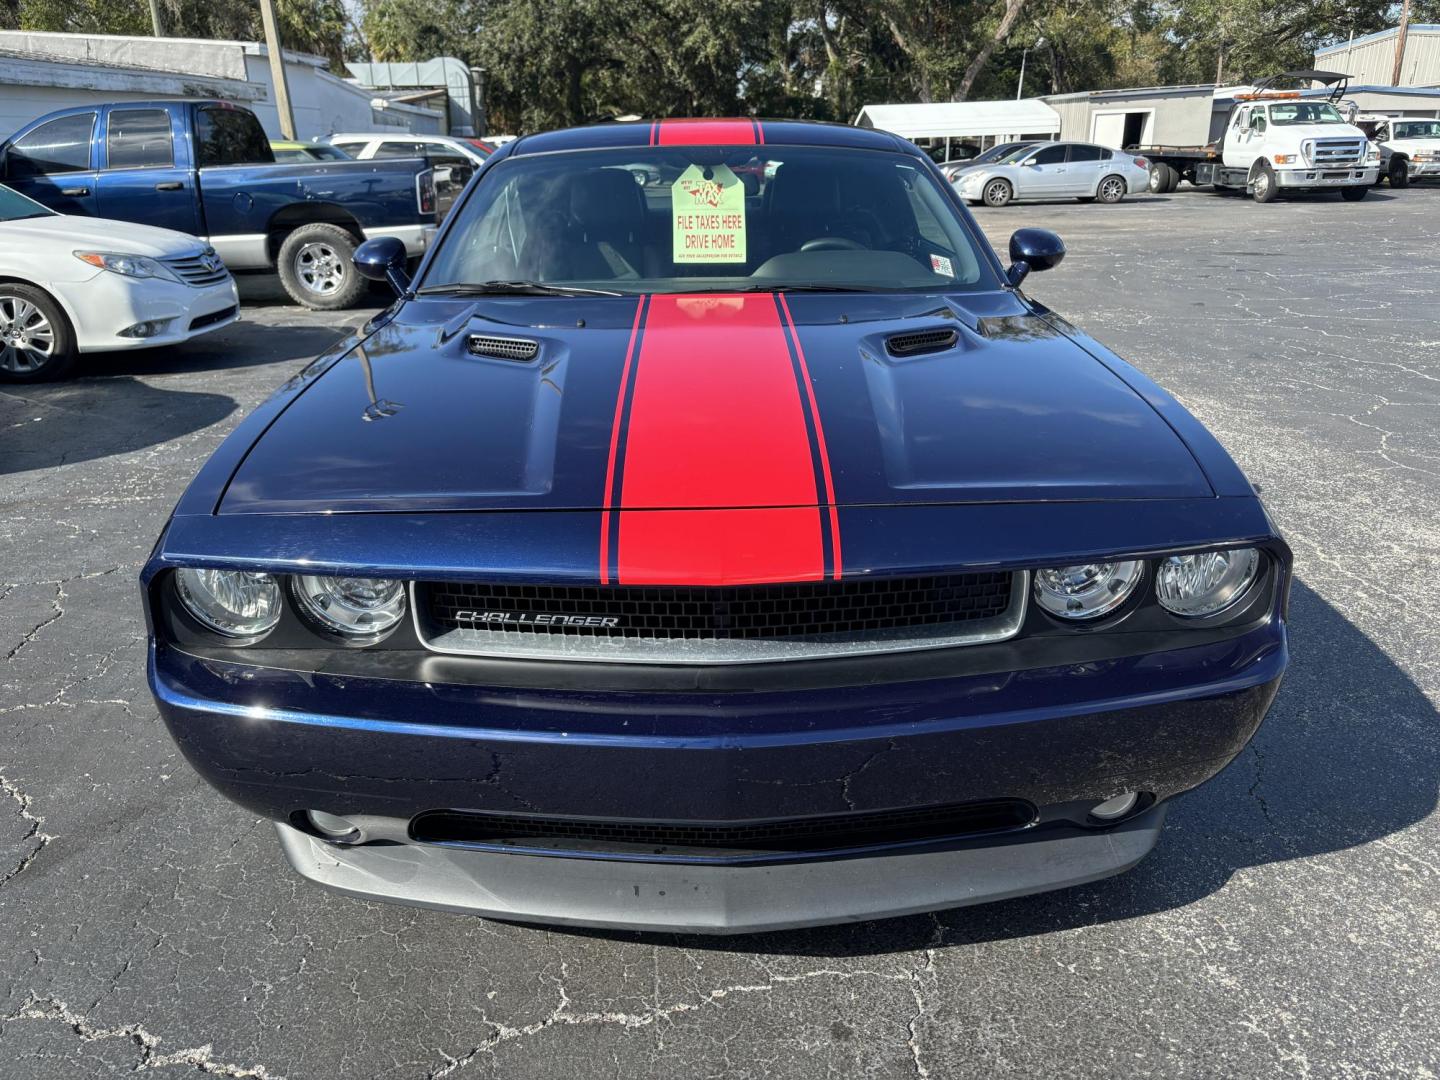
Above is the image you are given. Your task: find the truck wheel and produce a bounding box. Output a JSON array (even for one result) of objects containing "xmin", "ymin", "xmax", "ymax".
[
  {"xmin": 277, "ymin": 223, "xmax": 367, "ymax": 310},
  {"xmin": 0, "ymin": 284, "xmax": 77, "ymax": 383},
  {"xmin": 982, "ymin": 178, "xmax": 1013, "ymax": 207},
  {"xmin": 1387, "ymin": 158, "xmax": 1409, "ymax": 188},
  {"xmin": 1148, "ymin": 164, "xmax": 1178, "ymax": 194},
  {"xmin": 1096, "ymin": 175, "xmax": 1127, "ymax": 203},
  {"xmin": 1252, "ymin": 164, "xmax": 1279, "ymax": 203},
  {"xmin": 1341, "ymin": 185, "xmax": 1368, "ymax": 202}
]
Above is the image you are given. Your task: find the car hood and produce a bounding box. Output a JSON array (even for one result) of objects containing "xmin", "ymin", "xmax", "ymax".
[
  {"xmin": 220, "ymin": 290, "xmax": 1214, "ymax": 516},
  {"xmin": 0, "ymin": 214, "xmax": 205, "ymax": 257}
]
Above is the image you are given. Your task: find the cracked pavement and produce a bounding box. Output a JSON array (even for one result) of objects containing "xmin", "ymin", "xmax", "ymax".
[{"xmin": 2, "ymin": 191, "xmax": 1438, "ymax": 1077}]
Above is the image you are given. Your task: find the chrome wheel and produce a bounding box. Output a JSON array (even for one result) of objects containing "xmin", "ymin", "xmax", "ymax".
[
  {"xmin": 1099, "ymin": 177, "xmax": 1126, "ymax": 202},
  {"xmin": 0, "ymin": 294, "xmax": 56, "ymax": 375},
  {"xmin": 294, "ymin": 242, "xmax": 348, "ymax": 296},
  {"xmin": 983, "ymin": 180, "xmax": 1012, "ymax": 207}
]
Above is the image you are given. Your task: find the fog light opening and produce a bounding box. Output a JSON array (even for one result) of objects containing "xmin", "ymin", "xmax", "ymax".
[
  {"xmin": 306, "ymin": 809, "xmax": 362, "ymax": 844},
  {"xmin": 119, "ymin": 318, "xmax": 173, "ymax": 339},
  {"xmin": 1089, "ymin": 791, "xmax": 1141, "ymax": 822}
]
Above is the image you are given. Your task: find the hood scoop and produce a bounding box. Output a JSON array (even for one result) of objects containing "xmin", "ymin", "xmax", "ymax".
[
  {"xmin": 885, "ymin": 326, "xmax": 959, "ymax": 358},
  {"xmin": 468, "ymin": 334, "xmax": 540, "ymax": 363}
]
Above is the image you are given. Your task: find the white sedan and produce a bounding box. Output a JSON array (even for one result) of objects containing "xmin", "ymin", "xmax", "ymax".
[
  {"xmin": 954, "ymin": 142, "xmax": 1151, "ymax": 207},
  {"xmin": 0, "ymin": 184, "xmax": 238, "ymax": 382}
]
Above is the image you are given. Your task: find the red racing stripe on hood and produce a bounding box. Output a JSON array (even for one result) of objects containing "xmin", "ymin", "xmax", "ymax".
[
  {"xmin": 609, "ymin": 294, "xmax": 826, "ymax": 585},
  {"xmin": 654, "ymin": 119, "xmax": 759, "ymax": 146}
]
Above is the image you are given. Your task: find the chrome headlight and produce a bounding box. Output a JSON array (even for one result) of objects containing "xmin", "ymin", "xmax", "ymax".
[
  {"xmin": 74, "ymin": 251, "xmax": 179, "ymax": 282},
  {"xmin": 174, "ymin": 569, "xmax": 282, "ymax": 638},
  {"xmin": 292, "ymin": 575, "xmax": 407, "ymax": 637},
  {"xmin": 1155, "ymin": 548, "xmax": 1260, "ymax": 617},
  {"xmin": 1033, "ymin": 561, "xmax": 1144, "ymax": 620}
]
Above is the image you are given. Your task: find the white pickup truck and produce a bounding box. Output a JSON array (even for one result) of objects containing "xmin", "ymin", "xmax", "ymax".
[
  {"xmin": 1353, "ymin": 115, "xmax": 1440, "ymax": 187},
  {"xmin": 1135, "ymin": 71, "xmax": 1380, "ymax": 203}
]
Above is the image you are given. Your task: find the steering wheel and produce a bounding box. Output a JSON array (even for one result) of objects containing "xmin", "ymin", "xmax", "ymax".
[{"xmin": 799, "ymin": 237, "xmax": 866, "ymax": 252}]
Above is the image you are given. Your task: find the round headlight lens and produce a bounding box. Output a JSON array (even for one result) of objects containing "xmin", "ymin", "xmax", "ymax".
[
  {"xmin": 293, "ymin": 575, "xmax": 407, "ymax": 637},
  {"xmin": 1034, "ymin": 561, "xmax": 1144, "ymax": 620},
  {"xmin": 174, "ymin": 568, "xmax": 282, "ymax": 638},
  {"xmin": 1155, "ymin": 548, "xmax": 1260, "ymax": 617}
]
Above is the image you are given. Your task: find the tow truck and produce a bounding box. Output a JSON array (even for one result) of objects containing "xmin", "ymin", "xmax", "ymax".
[{"xmin": 1133, "ymin": 71, "xmax": 1379, "ymax": 203}]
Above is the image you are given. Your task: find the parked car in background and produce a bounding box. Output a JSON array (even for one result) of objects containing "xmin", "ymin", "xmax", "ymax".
[
  {"xmin": 269, "ymin": 140, "xmax": 352, "ymax": 164},
  {"xmin": 955, "ymin": 141, "xmax": 1149, "ymax": 206},
  {"xmin": 1353, "ymin": 115, "xmax": 1440, "ymax": 187},
  {"xmin": 329, "ymin": 132, "xmax": 484, "ymax": 184},
  {"xmin": 0, "ymin": 183, "xmax": 237, "ymax": 382},
  {"xmin": 942, "ymin": 141, "xmax": 1039, "ymax": 181},
  {"xmin": 329, "ymin": 132, "xmax": 485, "ymax": 216},
  {"xmin": 143, "ymin": 118, "xmax": 1290, "ymax": 933},
  {"xmin": 0, "ymin": 101, "xmax": 437, "ymax": 309}
]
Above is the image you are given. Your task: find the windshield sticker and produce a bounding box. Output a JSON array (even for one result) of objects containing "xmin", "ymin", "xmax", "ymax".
[
  {"xmin": 671, "ymin": 164, "xmax": 746, "ymax": 263},
  {"xmin": 930, "ymin": 253, "xmax": 954, "ymax": 277}
]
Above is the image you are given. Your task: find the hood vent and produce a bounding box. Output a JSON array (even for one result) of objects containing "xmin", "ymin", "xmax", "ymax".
[
  {"xmin": 468, "ymin": 334, "xmax": 539, "ymax": 363},
  {"xmin": 885, "ymin": 327, "xmax": 958, "ymax": 358}
]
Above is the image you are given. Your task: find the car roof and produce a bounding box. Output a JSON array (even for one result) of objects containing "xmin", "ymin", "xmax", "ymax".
[{"xmin": 508, "ymin": 118, "xmax": 910, "ymax": 158}]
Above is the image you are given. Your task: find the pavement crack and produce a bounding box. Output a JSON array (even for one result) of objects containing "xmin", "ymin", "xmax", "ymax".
[
  {"xmin": 0, "ymin": 770, "xmax": 55, "ymax": 887},
  {"xmin": 3, "ymin": 993, "xmax": 282, "ymax": 1077},
  {"xmin": 1248, "ymin": 741, "xmax": 1276, "ymax": 827},
  {"xmin": 429, "ymin": 965, "xmax": 915, "ymax": 1076}
]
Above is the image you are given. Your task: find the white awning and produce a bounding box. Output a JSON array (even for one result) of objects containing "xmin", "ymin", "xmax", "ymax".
[{"xmin": 854, "ymin": 99, "xmax": 1061, "ymax": 140}]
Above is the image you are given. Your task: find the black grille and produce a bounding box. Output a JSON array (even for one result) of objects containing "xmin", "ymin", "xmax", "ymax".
[
  {"xmin": 423, "ymin": 572, "xmax": 1014, "ymax": 641},
  {"xmin": 188, "ymin": 305, "xmax": 237, "ymax": 331},
  {"xmin": 468, "ymin": 334, "xmax": 539, "ymax": 362},
  {"xmin": 886, "ymin": 327, "xmax": 958, "ymax": 357},
  {"xmin": 410, "ymin": 800, "xmax": 1036, "ymax": 860}
]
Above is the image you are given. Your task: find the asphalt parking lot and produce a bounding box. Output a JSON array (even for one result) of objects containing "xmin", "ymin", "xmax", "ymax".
[{"xmin": 3, "ymin": 185, "xmax": 1438, "ymax": 1078}]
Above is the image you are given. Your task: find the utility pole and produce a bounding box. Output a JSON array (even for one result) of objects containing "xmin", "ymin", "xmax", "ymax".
[
  {"xmin": 147, "ymin": 0, "xmax": 164, "ymax": 36},
  {"xmin": 1392, "ymin": 0, "xmax": 1412, "ymax": 86},
  {"xmin": 258, "ymin": 0, "xmax": 298, "ymax": 139}
]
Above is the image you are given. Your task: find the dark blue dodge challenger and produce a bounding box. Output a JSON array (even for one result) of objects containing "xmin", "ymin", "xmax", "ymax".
[{"xmin": 142, "ymin": 119, "xmax": 1290, "ymax": 933}]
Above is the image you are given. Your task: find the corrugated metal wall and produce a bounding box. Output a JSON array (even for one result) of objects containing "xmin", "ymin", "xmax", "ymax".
[{"xmin": 1318, "ymin": 27, "xmax": 1440, "ymax": 87}]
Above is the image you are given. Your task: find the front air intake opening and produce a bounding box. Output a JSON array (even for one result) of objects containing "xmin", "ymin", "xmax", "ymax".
[
  {"xmin": 468, "ymin": 334, "xmax": 540, "ymax": 362},
  {"xmin": 410, "ymin": 800, "xmax": 1038, "ymax": 861},
  {"xmin": 885, "ymin": 327, "xmax": 959, "ymax": 358}
]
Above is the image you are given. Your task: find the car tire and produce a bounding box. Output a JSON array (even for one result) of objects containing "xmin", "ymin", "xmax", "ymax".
[
  {"xmin": 1341, "ymin": 184, "xmax": 1369, "ymax": 202},
  {"xmin": 1252, "ymin": 164, "xmax": 1279, "ymax": 203},
  {"xmin": 0, "ymin": 283, "xmax": 77, "ymax": 383},
  {"xmin": 982, "ymin": 178, "xmax": 1013, "ymax": 207},
  {"xmin": 1387, "ymin": 158, "xmax": 1410, "ymax": 188},
  {"xmin": 277, "ymin": 223, "xmax": 367, "ymax": 310},
  {"xmin": 1096, "ymin": 174, "xmax": 1127, "ymax": 203}
]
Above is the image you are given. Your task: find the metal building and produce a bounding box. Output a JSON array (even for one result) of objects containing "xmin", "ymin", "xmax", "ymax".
[{"xmin": 1316, "ymin": 25, "xmax": 1440, "ymax": 87}]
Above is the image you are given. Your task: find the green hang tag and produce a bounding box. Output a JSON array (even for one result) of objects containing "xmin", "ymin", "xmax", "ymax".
[{"xmin": 670, "ymin": 164, "xmax": 747, "ymax": 264}]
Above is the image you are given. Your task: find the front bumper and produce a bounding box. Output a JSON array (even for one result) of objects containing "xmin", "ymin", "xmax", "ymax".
[
  {"xmin": 151, "ymin": 617, "xmax": 1285, "ymax": 930},
  {"xmin": 52, "ymin": 272, "xmax": 239, "ymax": 353},
  {"xmin": 1408, "ymin": 160, "xmax": 1440, "ymax": 177},
  {"xmin": 276, "ymin": 806, "xmax": 1166, "ymax": 934},
  {"xmin": 1275, "ymin": 166, "xmax": 1378, "ymax": 188}
]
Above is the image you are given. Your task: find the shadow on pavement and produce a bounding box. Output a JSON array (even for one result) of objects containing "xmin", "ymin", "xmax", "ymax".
[
  {"xmin": 0, "ymin": 376, "xmax": 236, "ymax": 476},
  {"xmin": 556, "ymin": 578, "xmax": 1436, "ymax": 956}
]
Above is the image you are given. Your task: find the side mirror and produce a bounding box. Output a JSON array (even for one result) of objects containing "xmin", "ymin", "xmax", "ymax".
[
  {"xmin": 353, "ymin": 236, "xmax": 411, "ymax": 296},
  {"xmin": 1006, "ymin": 228, "xmax": 1066, "ymax": 288},
  {"xmin": 1020, "ymin": 157, "xmax": 1039, "ymax": 166}
]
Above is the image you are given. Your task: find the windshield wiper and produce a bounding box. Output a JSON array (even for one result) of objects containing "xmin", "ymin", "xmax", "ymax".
[{"xmin": 417, "ymin": 280, "xmax": 629, "ymax": 297}]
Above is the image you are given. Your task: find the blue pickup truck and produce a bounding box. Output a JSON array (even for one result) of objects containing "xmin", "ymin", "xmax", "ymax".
[{"xmin": 0, "ymin": 100, "xmax": 437, "ymax": 309}]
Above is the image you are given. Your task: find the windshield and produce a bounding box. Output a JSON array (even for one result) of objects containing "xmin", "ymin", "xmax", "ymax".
[
  {"xmin": 978, "ymin": 143, "xmax": 1031, "ymax": 164},
  {"xmin": 421, "ymin": 145, "xmax": 996, "ymax": 295},
  {"xmin": 0, "ymin": 184, "xmax": 54, "ymax": 222},
  {"xmin": 1268, "ymin": 103, "xmax": 1345, "ymax": 126},
  {"xmin": 1394, "ymin": 120, "xmax": 1440, "ymax": 139}
]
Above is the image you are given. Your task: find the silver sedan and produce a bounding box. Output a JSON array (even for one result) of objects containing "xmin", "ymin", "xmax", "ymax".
[{"xmin": 955, "ymin": 142, "xmax": 1151, "ymax": 207}]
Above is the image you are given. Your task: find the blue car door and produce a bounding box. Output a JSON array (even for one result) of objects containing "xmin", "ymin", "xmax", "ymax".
[
  {"xmin": 95, "ymin": 106, "xmax": 201, "ymax": 236},
  {"xmin": 1, "ymin": 111, "xmax": 100, "ymax": 217}
]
